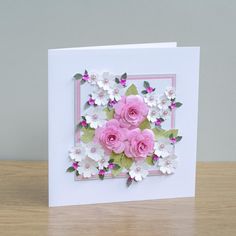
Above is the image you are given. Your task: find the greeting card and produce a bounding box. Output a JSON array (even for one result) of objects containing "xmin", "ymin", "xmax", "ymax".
[{"xmin": 48, "ymin": 43, "xmax": 200, "ymax": 206}]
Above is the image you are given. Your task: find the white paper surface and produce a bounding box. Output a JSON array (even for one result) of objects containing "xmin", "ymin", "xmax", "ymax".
[{"xmin": 48, "ymin": 43, "xmax": 199, "ymax": 207}]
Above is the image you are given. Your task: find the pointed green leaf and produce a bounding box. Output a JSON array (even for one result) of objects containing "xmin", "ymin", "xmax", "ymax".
[
  {"xmin": 103, "ymin": 107, "xmax": 115, "ymax": 120},
  {"xmin": 175, "ymin": 102, "xmax": 183, "ymax": 108},
  {"xmin": 115, "ymin": 77, "xmax": 120, "ymax": 84},
  {"xmin": 125, "ymin": 84, "xmax": 139, "ymax": 96},
  {"xmin": 80, "ymin": 127, "xmax": 95, "ymax": 143},
  {"xmin": 74, "ymin": 73, "xmax": 82, "ymax": 80},
  {"xmin": 144, "ymin": 81, "xmax": 150, "ymax": 88},
  {"xmin": 66, "ymin": 166, "xmax": 75, "ymax": 172},
  {"xmin": 152, "ymin": 128, "xmax": 178, "ymax": 140},
  {"xmin": 163, "ymin": 129, "xmax": 178, "ymax": 138},
  {"xmin": 121, "ymin": 73, "xmax": 127, "ymax": 80},
  {"xmin": 145, "ymin": 156, "xmax": 154, "ymax": 166},
  {"xmin": 139, "ymin": 118, "xmax": 151, "ymax": 130}
]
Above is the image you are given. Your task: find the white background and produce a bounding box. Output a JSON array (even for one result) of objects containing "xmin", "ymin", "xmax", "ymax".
[{"xmin": 48, "ymin": 44, "xmax": 199, "ymax": 206}]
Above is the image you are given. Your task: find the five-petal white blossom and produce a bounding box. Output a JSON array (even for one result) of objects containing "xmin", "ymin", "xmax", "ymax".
[
  {"xmin": 98, "ymin": 155, "xmax": 110, "ymax": 170},
  {"xmin": 129, "ymin": 162, "xmax": 149, "ymax": 182},
  {"xmin": 69, "ymin": 144, "xmax": 86, "ymax": 162},
  {"xmin": 88, "ymin": 72, "xmax": 99, "ymax": 85},
  {"xmin": 147, "ymin": 106, "xmax": 161, "ymax": 122},
  {"xmin": 97, "ymin": 72, "xmax": 115, "ymax": 91},
  {"xmin": 85, "ymin": 142, "xmax": 104, "ymax": 162},
  {"xmin": 85, "ymin": 107, "xmax": 106, "ymax": 128},
  {"xmin": 91, "ymin": 86, "xmax": 109, "ymax": 106},
  {"xmin": 157, "ymin": 94, "xmax": 171, "ymax": 110},
  {"xmin": 154, "ymin": 138, "xmax": 173, "ymax": 158},
  {"xmin": 158, "ymin": 154, "xmax": 178, "ymax": 174},
  {"xmin": 144, "ymin": 93, "xmax": 158, "ymax": 107},
  {"xmin": 108, "ymin": 84, "xmax": 124, "ymax": 101},
  {"xmin": 165, "ymin": 87, "xmax": 176, "ymax": 100},
  {"xmin": 77, "ymin": 156, "xmax": 98, "ymax": 178},
  {"xmin": 160, "ymin": 108, "xmax": 171, "ymax": 120}
]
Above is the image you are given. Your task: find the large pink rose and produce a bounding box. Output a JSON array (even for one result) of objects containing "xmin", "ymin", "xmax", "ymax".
[
  {"xmin": 114, "ymin": 95, "xmax": 149, "ymax": 129},
  {"xmin": 125, "ymin": 128, "xmax": 154, "ymax": 161},
  {"xmin": 94, "ymin": 119, "xmax": 127, "ymax": 154}
]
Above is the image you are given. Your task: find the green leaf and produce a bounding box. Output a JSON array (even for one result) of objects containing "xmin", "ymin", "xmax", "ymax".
[
  {"xmin": 141, "ymin": 90, "xmax": 148, "ymax": 94},
  {"xmin": 80, "ymin": 127, "xmax": 95, "ymax": 143},
  {"xmin": 152, "ymin": 128, "xmax": 178, "ymax": 140},
  {"xmin": 99, "ymin": 174, "xmax": 105, "ymax": 180},
  {"xmin": 74, "ymin": 73, "xmax": 82, "ymax": 80},
  {"xmin": 125, "ymin": 84, "xmax": 139, "ymax": 96},
  {"xmin": 103, "ymin": 107, "xmax": 115, "ymax": 120},
  {"xmin": 115, "ymin": 77, "xmax": 120, "ymax": 84},
  {"xmin": 175, "ymin": 102, "xmax": 183, "ymax": 108},
  {"xmin": 144, "ymin": 81, "xmax": 150, "ymax": 88},
  {"xmin": 145, "ymin": 156, "xmax": 154, "ymax": 166},
  {"xmin": 80, "ymin": 79, "xmax": 86, "ymax": 85},
  {"xmin": 110, "ymin": 152, "xmax": 133, "ymax": 169},
  {"xmin": 176, "ymin": 136, "xmax": 182, "ymax": 142},
  {"xmin": 126, "ymin": 177, "xmax": 133, "ymax": 187},
  {"xmin": 112, "ymin": 167, "xmax": 123, "ymax": 176},
  {"xmin": 121, "ymin": 73, "xmax": 127, "ymax": 80},
  {"xmin": 66, "ymin": 166, "xmax": 75, "ymax": 172},
  {"xmin": 139, "ymin": 118, "xmax": 151, "ymax": 130},
  {"xmin": 163, "ymin": 129, "xmax": 178, "ymax": 138}
]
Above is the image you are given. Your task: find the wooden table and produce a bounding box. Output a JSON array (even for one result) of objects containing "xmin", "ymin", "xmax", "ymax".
[{"xmin": 0, "ymin": 162, "xmax": 235, "ymax": 236}]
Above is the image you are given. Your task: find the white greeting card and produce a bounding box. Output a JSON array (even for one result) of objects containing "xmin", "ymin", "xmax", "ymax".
[{"xmin": 48, "ymin": 43, "xmax": 200, "ymax": 207}]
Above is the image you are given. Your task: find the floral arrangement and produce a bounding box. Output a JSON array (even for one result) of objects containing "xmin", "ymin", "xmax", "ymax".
[{"xmin": 67, "ymin": 70, "xmax": 182, "ymax": 187}]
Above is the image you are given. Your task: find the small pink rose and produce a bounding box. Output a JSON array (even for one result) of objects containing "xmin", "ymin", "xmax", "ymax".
[
  {"xmin": 114, "ymin": 95, "xmax": 149, "ymax": 129},
  {"xmin": 94, "ymin": 119, "xmax": 127, "ymax": 154},
  {"xmin": 125, "ymin": 128, "xmax": 155, "ymax": 161}
]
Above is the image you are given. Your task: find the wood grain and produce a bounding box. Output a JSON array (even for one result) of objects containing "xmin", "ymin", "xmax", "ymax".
[{"xmin": 0, "ymin": 161, "xmax": 235, "ymax": 236}]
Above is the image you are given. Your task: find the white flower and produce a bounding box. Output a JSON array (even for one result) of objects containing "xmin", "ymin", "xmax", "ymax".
[
  {"xmin": 157, "ymin": 94, "xmax": 171, "ymax": 110},
  {"xmin": 158, "ymin": 154, "xmax": 178, "ymax": 174},
  {"xmin": 68, "ymin": 144, "xmax": 86, "ymax": 162},
  {"xmin": 160, "ymin": 108, "xmax": 171, "ymax": 120},
  {"xmin": 165, "ymin": 87, "xmax": 176, "ymax": 100},
  {"xmin": 77, "ymin": 156, "xmax": 98, "ymax": 178},
  {"xmin": 147, "ymin": 106, "xmax": 161, "ymax": 122},
  {"xmin": 97, "ymin": 72, "xmax": 114, "ymax": 90},
  {"xmin": 129, "ymin": 162, "xmax": 149, "ymax": 182},
  {"xmin": 108, "ymin": 84, "xmax": 124, "ymax": 101},
  {"xmin": 144, "ymin": 93, "xmax": 158, "ymax": 107},
  {"xmin": 91, "ymin": 86, "xmax": 109, "ymax": 106},
  {"xmin": 154, "ymin": 138, "xmax": 173, "ymax": 158},
  {"xmin": 85, "ymin": 107, "xmax": 106, "ymax": 128},
  {"xmin": 98, "ymin": 155, "xmax": 110, "ymax": 170},
  {"xmin": 88, "ymin": 72, "xmax": 99, "ymax": 85},
  {"xmin": 85, "ymin": 142, "xmax": 104, "ymax": 162}
]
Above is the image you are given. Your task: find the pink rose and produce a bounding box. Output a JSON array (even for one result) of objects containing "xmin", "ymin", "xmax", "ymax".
[
  {"xmin": 94, "ymin": 119, "xmax": 127, "ymax": 154},
  {"xmin": 114, "ymin": 95, "xmax": 149, "ymax": 129},
  {"xmin": 125, "ymin": 128, "xmax": 154, "ymax": 161}
]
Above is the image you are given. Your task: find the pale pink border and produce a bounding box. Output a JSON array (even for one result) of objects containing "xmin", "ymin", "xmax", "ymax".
[{"xmin": 75, "ymin": 74, "xmax": 176, "ymax": 181}]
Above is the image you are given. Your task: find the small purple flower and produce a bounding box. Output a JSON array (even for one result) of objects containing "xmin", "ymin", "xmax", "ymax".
[
  {"xmin": 80, "ymin": 120, "xmax": 87, "ymax": 127},
  {"xmin": 108, "ymin": 99, "xmax": 117, "ymax": 107},
  {"xmin": 152, "ymin": 154, "xmax": 159, "ymax": 162},
  {"xmin": 88, "ymin": 97, "xmax": 95, "ymax": 106},
  {"xmin": 146, "ymin": 87, "xmax": 154, "ymax": 93},
  {"xmin": 170, "ymin": 102, "xmax": 176, "ymax": 110},
  {"xmin": 99, "ymin": 169, "xmax": 105, "ymax": 175},
  {"xmin": 82, "ymin": 70, "xmax": 89, "ymax": 81},
  {"xmin": 72, "ymin": 162, "xmax": 78, "ymax": 170},
  {"xmin": 155, "ymin": 119, "xmax": 163, "ymax": 127},
  {"xmin": 170, "ymin": 137, "xmax": 177, "ymax": 144},
  {"xmin": 108, "ymin": 163, "xmax": 115, "ymax": 169},
  {"xmin": 120, "ymin": 79, "xmax": 126, "ymax": 87}
]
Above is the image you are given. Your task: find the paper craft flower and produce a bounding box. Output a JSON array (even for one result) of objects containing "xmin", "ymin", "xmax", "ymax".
[
  {"xmin": 69, "ymin": 144, "xmax": 86, "ymax": 162},
  {"xmin": 94, "ymin": 119, "xmax": 127, "ymax": 154},
  {"xmin": 85, "ymin": 142, "xmax": 104, "ymax": 161},
  {"xmin": 129, "ymin": 162, "xmax": 149, "ymax": 181},
  {"xmin": 144, "ymin": 93, "xmax": 158, "ymax": 107},
  {"xmin": 114, "ymin": 95, "xmax": 149, "ymax": 129},
  {"xmin": 68, "ymin": 72, "xmax": 183, "ymax": 186},
  {"xmin": 97, "ymin": 72, "xmax": 114, "ymax": 90},
  {"xmin": 158, "ymin": 154, "xmax": 178, "ymax": 174},
  {"xmin": 154, "ymin": 138, "xmax": 173, "ymax": 158},
  {"xmin": 85, "ymin": 107, "xmax": 106, "ymax": 128},
  {"xmin": 77, "ymin": 157, "xmax": 98, "ymax": 178},
  {"xmin": 91, "ymin": 86, "xmax": 109, "ymax": 106},
  {"xmin": 147, "ymin": 106, "xmax": 161, "ymax": 122},
  {"xmin": 125, "ymin": 128, "xmax": 155, "ymax": 161}
]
